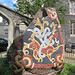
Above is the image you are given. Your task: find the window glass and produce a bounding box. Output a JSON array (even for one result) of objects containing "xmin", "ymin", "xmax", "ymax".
[
  {"xmin": 73, "ymin": 2, "xmax": 75, "ymax": 9},
  {"xmin": 70, "ymin": 1, "xmax": 72, "ymax": 13},
  {"xmin": 71, "ymin": 23, "xmax": 72, "ymax": 28},
  {"xmin": 70, "ymin": 8, "xmax": 72, "ymax": 13},
  {"xmin": 70, "ymin": 29, "xmax": 72, "ymax": 34},
  {"xmin": 70, "ymin": 1, "xmax": 75, "ymax": 14},
  {"xmin": 73, "ymin": 2, "xmax": 75, "ymax": 13},
  {"xmin": 73, "ymin": 9, "xmax": 75, "ymax": 13},
  {"xmin": 4, "ymin": 26, "xmax": 8, "ymax": 31},
  {"xmin": 74, "ymin": 23, "xmax": 75, "ymax": 34},
  {"xmin": 70, "ymin": 23, "xmax": 72, "ymax": 34},
  {"xmin": 70, "ymin": 22, "xmax": 75, "ymax": 35},
  {"xmin": 74, "ymin": 23, "xmax": 75, "ymax": 28},
  {"xmin": 5, "ymin": 31, "xmax": 8, "ymax": 34},
  {"xmin": 70, "ymin": 1, "xmax": 72, "ymax": 8}
]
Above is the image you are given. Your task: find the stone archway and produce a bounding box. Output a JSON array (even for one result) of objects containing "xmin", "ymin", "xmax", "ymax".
[
  {"xmin": 0, "ymin": 11, "xmax": 14, "ymax": 49},
  {"xmin": 0, "ymin": 4, "xmax": 33, "ymax": 50}
]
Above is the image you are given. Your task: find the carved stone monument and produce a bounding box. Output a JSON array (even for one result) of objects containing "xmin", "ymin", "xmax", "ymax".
[{"xmin": 7, "ymin": 8, "xmax": 65, "ymax": 75}]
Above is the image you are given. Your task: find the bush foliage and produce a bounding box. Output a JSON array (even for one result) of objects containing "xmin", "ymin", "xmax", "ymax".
[
  {"xmin": 0, "ymin": 58, "xmax": 75, "ymax": 75},
  {"xmin": 57, "ymin": 62, "xmax": 75, "ymax": 75},
  {"xmin": 0, "ymin": 58, "xmax": 12, "ymax": 75}
]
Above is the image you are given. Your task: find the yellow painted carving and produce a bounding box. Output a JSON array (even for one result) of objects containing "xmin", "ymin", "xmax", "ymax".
[
  {"xmin": 23, "ymin": 43, "xmax": 28, "ymax": 55},
  {"xmin": 24, "ymin": 50, "xmax": 29, "ymax": 55},
  {"xmin": 22, "ymin": 19, "xmax": 61, "ymax": 63},
  {"xmin": 48, "ymin": 22, "xmax": 57, "ymax": 43},
  {"xmin": 23, "ymin": 41, "xmax": 61, "ymax": 63},
  {"xmin": 23, "ymin": 57, "xmax": 31, "ymax": 68},
  {"xmin": 50, "ymin": 22, "xmax": 57, "ymax": 34},
  {"xmin": 34, "ymin": 18, "xmax": 49, "ymax": 32},
  {"xmin": 47, "ymin": 9, "xmax": 57, "ymax": 19},
  {"xmin": 28, "ymin": 32, "xmax": 38, "ymax": 42},
  {"xmin": 13, "ymin": 53, "xmax": 24, "ymax": 73}
]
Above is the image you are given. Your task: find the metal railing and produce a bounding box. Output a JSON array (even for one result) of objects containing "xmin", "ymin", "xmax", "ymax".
[{"xmin": 65, "ymin": 44, "xmax": 75, "ymax": 59}]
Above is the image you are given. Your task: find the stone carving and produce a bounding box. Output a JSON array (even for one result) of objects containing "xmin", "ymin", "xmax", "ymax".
[{"xmin": 8, "ymin": 8, "xmax": 65, "ymax": 75}]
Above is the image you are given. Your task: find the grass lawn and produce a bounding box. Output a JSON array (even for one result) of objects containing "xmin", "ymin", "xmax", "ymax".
[{"xmin": 0, "ymin": 58, "xmax": 75, "ymax": 75}]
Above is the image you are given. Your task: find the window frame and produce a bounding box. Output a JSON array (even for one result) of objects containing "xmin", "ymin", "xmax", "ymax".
[
  {"xmin": 69, "ymin": 0, "xmax": 75, "ymax": 14},
  {"xmin": 70, "ymin": 21, "xmax": 75, "ymax": 37}
]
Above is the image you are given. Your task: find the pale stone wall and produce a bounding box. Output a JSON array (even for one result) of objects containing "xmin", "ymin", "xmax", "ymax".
[{"xmin": 0, "ymin": 4, "xmax": 32, "ymax": 49}]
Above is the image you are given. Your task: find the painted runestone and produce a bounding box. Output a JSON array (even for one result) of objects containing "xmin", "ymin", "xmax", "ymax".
[{"xmin": 13, "ymin": 8, "xmax": 65, "ymax": 74}]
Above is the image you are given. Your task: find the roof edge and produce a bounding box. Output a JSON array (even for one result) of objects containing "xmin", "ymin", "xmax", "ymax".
[{"xmin": 0, "ymin": 3, "xmax": 33, "ymax": 20}]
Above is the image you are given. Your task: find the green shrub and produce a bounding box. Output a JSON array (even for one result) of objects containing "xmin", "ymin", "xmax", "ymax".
[
  {"xmin": 0, "ymin": 58, "xmax": 12, "ymax": 75},
  {"xmin": 0, "ymin": 58, "xmax": 75, "ymax": 75},
  {"xmin": 57, "ymin": 62, "xmax": 75, "ymax": 75}
]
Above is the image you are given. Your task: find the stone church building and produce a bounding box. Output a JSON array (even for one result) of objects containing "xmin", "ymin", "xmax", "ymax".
[{"xmin": 59, "ymin": 0, "xmax": 75, "ymax": 51}]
